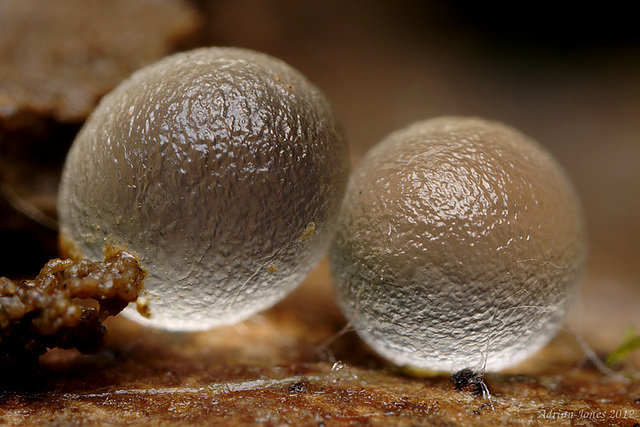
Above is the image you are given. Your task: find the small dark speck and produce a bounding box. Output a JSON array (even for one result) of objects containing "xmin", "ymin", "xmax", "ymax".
[
  {"xmin": 473, "ymin": 410, "xmax": 481, "ymax": 415},
  {"xmin": 289, "ymin": 381, "xmax": 308, "ymax": 393},
  {"xmin": 451, "ymin": 368, "xmax": 486, "ymax": 397},
  {"xmin": 632, "ymin": 423, "xmax": 639, "ymax": 427},
  {"xmin": 634, "ymin": 397, "xmax": 640, "ymax": 404}
]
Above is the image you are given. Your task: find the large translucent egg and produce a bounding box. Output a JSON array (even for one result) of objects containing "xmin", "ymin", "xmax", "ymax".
[
  {"xmin": 58, "ymin": 47, "xmax": 350, "ymax": 331},
  {"xmin": 329, "ymin": 117, "xmax": 587, "ymax": 372}
]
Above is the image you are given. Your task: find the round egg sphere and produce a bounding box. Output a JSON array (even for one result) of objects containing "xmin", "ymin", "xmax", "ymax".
[
  {"xmin": 329, "ymin": 117, "xmax": 587, "ymax": 372},
  {"xmin": 58, "ymin": 47, "xmax": 350, "ymax": 331}
]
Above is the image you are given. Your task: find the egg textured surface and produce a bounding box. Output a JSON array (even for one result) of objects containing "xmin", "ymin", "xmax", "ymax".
[
  {"xmin": 58, "ymin": 47, "xmax": 350, "ymax": 330},
  {"xmin": 329, "ymin": 117, "xmax": 586, "ymax": 372}
]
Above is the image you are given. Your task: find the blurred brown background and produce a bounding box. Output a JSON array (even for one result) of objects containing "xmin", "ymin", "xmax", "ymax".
[
  {"xmin": 1, "ymin": 1, "xmax": 639, "ymax": 423},
  {"xmin": 3, "ymin": 0, "xmax": 638, "ymax": 355},
  {"xmin": 200, "ymin": 1, "xmax": 640, "ymax": 357},
  {"xmin": 220, "ymin": 1, "xmax": 640, "ymax": 359}
]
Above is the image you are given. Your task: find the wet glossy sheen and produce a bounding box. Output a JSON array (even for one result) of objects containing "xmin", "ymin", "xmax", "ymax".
[
  {"xmin": 330, "ymin": 117, "xmax": 587, "ymax": 372},
  {"xmin": 58, "ymin": 47, "xmax": 349, "ymax": 330}
]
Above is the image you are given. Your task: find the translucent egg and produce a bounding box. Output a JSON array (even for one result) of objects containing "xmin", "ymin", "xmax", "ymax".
[
  {"xmin": 58, "ymin": 47, "xmax": 350, "ymax": 331},
  {"xmin": 329, "ymin": 117, "xmax": 587, "ymax": 372}
]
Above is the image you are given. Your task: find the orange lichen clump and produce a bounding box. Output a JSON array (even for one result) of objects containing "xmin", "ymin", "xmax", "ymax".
[{"xmin": 0, "ymin": 251, "xmax": 145, "ymax": 368}]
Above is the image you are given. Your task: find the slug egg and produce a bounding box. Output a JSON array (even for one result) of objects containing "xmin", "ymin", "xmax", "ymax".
[
  {"xmin": 58, "ymin": 47, "xmax": 350, "ymax": 331},
  {"xmin": 329, "ymin": 117, "xmax": 587, "ymax": 372}
]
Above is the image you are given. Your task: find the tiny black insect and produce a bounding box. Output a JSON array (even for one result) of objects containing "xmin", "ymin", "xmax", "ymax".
[
  {"xmin": 451, "ymin": 368, "xmax": 487, "ymax": 397},
  {"xmin": 451, "ymin": 368, "xmax": 494, "ymax": 410}
]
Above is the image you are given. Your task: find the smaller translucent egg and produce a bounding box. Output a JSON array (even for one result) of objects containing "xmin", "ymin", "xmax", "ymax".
[{"xmin": 329, "ymin": 117, "xmax": 587, "ymax": 372}]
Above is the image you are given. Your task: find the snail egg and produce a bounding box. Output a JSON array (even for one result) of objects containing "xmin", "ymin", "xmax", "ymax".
[
  {"xmin": 329, "ymin": 117, "xmax": 587, "ymax": 372},
  {"xmin": 58, "ymin": 47, "xmax": 350, "ymax": 331}
]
